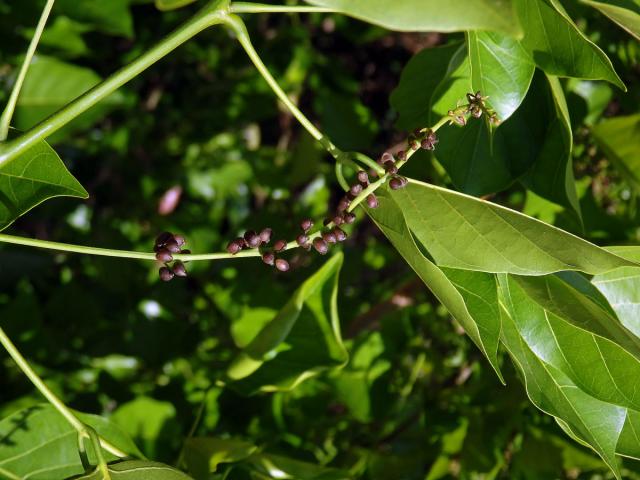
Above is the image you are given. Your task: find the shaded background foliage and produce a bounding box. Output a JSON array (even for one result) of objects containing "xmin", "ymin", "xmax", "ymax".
[{"xmin": 0, "ymin": 0, "xmax": 639, "ymax": 478}]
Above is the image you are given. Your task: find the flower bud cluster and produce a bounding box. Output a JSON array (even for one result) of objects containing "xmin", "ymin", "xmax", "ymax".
[
  {"xmin": 226, "ymin": 228, "xmax": 291, "ymax": 272},
  {"xmin": 154, "ymin": 232, "xmax": 189, "ymax": 281},
  {"xmin": 448, "ymin": 91, "xmax": 500, "ymax": 126}
]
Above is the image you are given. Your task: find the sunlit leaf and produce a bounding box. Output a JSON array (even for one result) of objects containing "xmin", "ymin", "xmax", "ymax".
[
  {"xmin": 581, "ymin": 0, "xmax": 640, "ymax": 40},
  {"xmin": 70, "ymin": 460, "xmax": 192, "ymax": 479}
]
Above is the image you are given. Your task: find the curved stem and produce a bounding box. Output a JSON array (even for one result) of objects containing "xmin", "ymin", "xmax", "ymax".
[
  {"xmin": 223, "ymin": 14, "xmax": 342, "ymax": 159},
  {"xmin": 0, "ymin": 326, "xmax": 128, "ymax": 458},
  {"xmin": 0, "ymin": 0, "xmax": 228, "ymax": 167},
  {"xmin": 0, "ymin": 0, "xmax": 55, "ymax": 141},
  {"xmin": 230, "ymin": 3, "xmax": 337, "ymax": 14}
]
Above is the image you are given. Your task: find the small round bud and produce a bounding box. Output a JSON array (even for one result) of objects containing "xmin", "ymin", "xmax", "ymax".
[
  {"xmin": 262, "ymin": 251, "xmax": 275, "ymax": 266},
  {"xmin": 300, "ymin": 219, "xmax": 314, "ymax": 232},
  {"xmin": 172, "ymin": 261, "xmax": 187, "ymax": 277},
  {"xmin": 384, "ymin": 161, "xmax": 398, "ymax": 175},
  {"xmin": 155, "ymin": 232, "xmax": 173, "ymax": 247},
  {"xmin": 313, "ymin": 238, "xmax": 329, "ymax": 255},
  {"xmin": 244, "ymin": 230, "xmax": 261, "ymax": 249},
  {"xmin": 389, "ymin": 177, "xmax": 403, "ymax": 190},
  {"xmin": 156, "ymin": 249, "xmax": 173, "ymax": 263},
  {"xmin": 159, "ymin": 267, "xmax": 174, "ymax": 282},
  {"xmin": 397, "ymin": 150, "xmax": 406, "ymax": 161},
  {"xmin": 381, "ymin": 152, "xmax": 394, "ymax": 163},
  {"xmin": 259, "ymin": 228, "xmax": 272, "ymax": 244},
  {"xmin": 350, "ymin": 184, "xmax": 363, "ymax": 196},
  {"xmin": 366, "ymin": 194, "xmax": 379, "ymax": 209},
  {"xmin": 333, "ymin": 215, "xmax": 344, "ymax": 226},
  {"xmin": 173, "ymin": 234, "xmax": 186, "ymax": 247},
  {"xmin": 333, "ymin": 227, "xmax": 347, "ymax": 242},
  {"xmin": 357, "ymin": 170, "xmax": 369, "ymax": 184},
  {"xmin": 273, "ymin": 239, "xmax": 287, "ymax": 252},
  {"xmin": 322, "ymin": 231, "xmax": 337, "ymax": 244},
  {"xmin": 296, "ymin": 234, "xmax": 309, "ymax": 246},
  {"xmin": 275, "ymin": 258, "xmax": 290, "ymax": 272},
  {"xmin": 343, "ymin": 212, "xmax": 356, "ymax": 224},
  {"xmin": 165, "ymin": 239, "xmax": 181, "ymax": 253},
  {"xmin": 338, "ymin": 197, "xmax": 351, "ymax": 212},
  {"xmin": 409, "ymin": 140, "xmax": 420, "ymax": 150},
  {"xmin": 227, "ymin": 239, "xmax": 243, "ymax": 255}
]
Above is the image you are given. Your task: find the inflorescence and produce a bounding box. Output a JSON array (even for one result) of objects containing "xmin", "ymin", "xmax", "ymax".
[{"xmin": 153, "ymin": 92, "xmax": 496, "ymax": 280}]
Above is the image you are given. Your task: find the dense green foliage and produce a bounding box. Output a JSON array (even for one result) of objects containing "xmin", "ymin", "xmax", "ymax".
[{"xmin": 1, "ymin": 0, "xmax": 640, "ymax": 479}]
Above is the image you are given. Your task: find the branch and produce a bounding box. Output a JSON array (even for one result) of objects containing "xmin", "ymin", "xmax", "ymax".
[{"xmin": 0, "ymin": 0, "xmax": 55, "ymax": 141}]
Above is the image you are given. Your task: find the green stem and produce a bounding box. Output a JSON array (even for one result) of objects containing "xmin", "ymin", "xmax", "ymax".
[
  {"xmin": 222, "ymin": 14, "xmax": 342, "ymax": 158},
  {"xmin": 0, "ymin": 466, "xmax": 20, "ymax": 480},
  {"xmin": 0, "ymin": 326, "xmax": 127, "ymax": 458},
  {"xmin": 0, "ymin": 0, "xmax": 228, "ymax": 168},
  {"xmin": 0, "ymin": 233, "xmax": 299, "ymax": 261},
  {"xmin": 230, "ymin": 2, "xmax": 337, "ymax": 13},
  {"xmin": 0, "ymin": 0, "xmax": 55, "ymax": 141}
]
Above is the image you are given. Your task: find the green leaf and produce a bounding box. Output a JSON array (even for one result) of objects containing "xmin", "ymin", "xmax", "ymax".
[
  {"xmin": 391, "ymin": 179, "xmax": 634, "ymax": 275},
  {"xmin": 111, "ymin": 397, "xmax": 179, "ymax": 460},
  {"xmin": 520, "ymin": 75, "xmax": 581, "ymax": 219},
  {"xmin": 304, "ymin": 0, "xmax": 523, "ymax": 36},
  {"xmin": 55, "ymin": 0, "xmax": 135, "ymax": 38},
  {"xmin": 591, "ymin": 114, "xmax": 640, "ymax": 190},
  {"xmin": 0, "ymin": 404, "xmax": 142, "ymax": 480},
  {"xmin": 499, "ymin": 305, "xmax": 625, "ymax": 478},
  {"xmin": 467, "ymin": 30, "xmax": 535, "ymax": 120},
  {"xmin": 514, "ymin": 0, "xmax": 625, "ymax": 89},
  {"xmin": 501, "ymin": 274, "xmax": 640, "ymax": 411},
  {"xmin": 390, "ymin": 43, "xmax": 466, "ymax": 131},
  {"xmin": 70, "ymin": 460, "xmax": 193, "ymax": 479},
  {"xmin": 226, "ymin": 254, "xmax": 348, "ymax": 394},
  {"xmin": 367, "ymin": 188, "xmax": 503, "ymax": 380},
  {"xmin": 0, "ymin": 136, "xmax": 88, "ymax": 231},
  {"xmin": 183, "ymin": 438, "xmax": 257, "ymax": 479},
  {"xmin": 246, "ymin": 453, "xmax": 350, "ymax": 480},
  {"xmin": 592, "ymin": 246, "xmax": 640, "ymax": 338},
  {"xmin": 155, "ymin": 0, "xmax": 199, "ymax": 11},
  {"xmin": 14, "ymin": 55, "xmax": 127, "ymax": 142},
  {"xmin": 581, "ymin": 0, "xmax": 640, "ymax": 40}
]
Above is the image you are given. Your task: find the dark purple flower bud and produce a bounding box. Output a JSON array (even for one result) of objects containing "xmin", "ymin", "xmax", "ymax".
[
  {"xmin": 173, "ymin": 234, "xmax": 186, "ymax": 247},
  {"xmin": 259, "ymin": 228, "xmax": 272, "ymax": 244},
  {"xmin": 322, "ymin": 231, "xmax": 337, "ymax": 244},
  {"xmin": 296, "ymin": 234, "xmax": 309, "ymax": 246},
  {"xmin": 343, "ymin": 212, "xmax": 356, "ymax": 224},
  {"xmin": 165, "ymin": 239, "xmax": 181, "ymax": 253},
  {"xmin": 159, "ymin": 267, "xmax": 174, "ymax": 282},
  {"xmin": 227, "ymin": 239, "xmax": 243, "ymax": 255},
  {"xmin": 244, "ymin": 230, "xmax": 261, "ymax": 248},
  {"xmin": 381, "ymin": 152, "xmax": 394, "ymax": 163},
  {"xmin": 333, "ymin": 227, "xmax": 347, "ymax": 242},
  {"xmin": 155, "ymin": 232, "xmax": 173, "ymax": 247},
  {"xmin": 313, "ymin": 238, "xmax": 329, "ymax": 255},
  {"xmin": 366, "ymin": 194, "xmax": 379, "ymax": 209},
  {"xmin": 357, "ymin": 170, "xmax": 369, "ymax": 184},
  {"xmin": 156, "ymin": 249, "xmax": 173, "ymax": 263},
  {"xmin": 389, "ymin": 177, "xmax": 408, "ymax": 190},
  {"xmin": 172, "ymin": 261, "xmax": 187, "ymax": 277},
  {"xmin": 397, "ymin": 150, "xmax": 407, "ymax": 161},
  {"xmin": 275, "ymin": 258, "xmax": 290, "ymax": 272},
  {"xmin": 262, "ymin": 251, "xmax": 275, "ymax": 266},
  {"xmin": 300, "ymin": 219, "xmax": 314, "ymax": 232},
  {"xmin": 350, "ymin": 184, "xmax": 363, "ymax": 196},
  {"xmin": 409, "ymin": 139, "xmax": 420, "ymax": 150},
  {"xmin": 273, "ymin": 239, "xmax": 287, "ymax": 252},
  {"xmin": 337, "ymin": 197, "xmax": 351, "ymax": 212},
  {"xmin": 384, "ymin": 161, "xmax": 398, "ymax": 174},
  {"xmin": 333, "ymin": 215, "xmax": 344, "ymax": 226}
]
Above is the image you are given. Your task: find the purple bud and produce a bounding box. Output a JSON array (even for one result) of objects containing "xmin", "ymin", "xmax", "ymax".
[
  {"xmin": 350, "ymin": 184, "xmax": 363, "ymax": 196},
  {"xmin": 165, "ymin": 240, "xmax": 181, "ymax": 253},
  {"xmin": 172, "ymin": 261, "xmax": 187, "ymax": 277},
  {"xmin": 159, "ymin": 267, "xmax": 174, "ymax": 282},
  {"xmin": 313, "ymin": 238, "xmax": 329, "ymax": 255},
  {"xmin": 155, "ymin": 232, "xmax": 173, "ymax": 247},
  {"xmin": 333, "ymin": 227, "xmax": 347, "ymax": 242},
  {"xmin": 300, "ymin": 219, "xmax": 314, "ymax": 232},
  {"xmin": 384, "ymin": 161, "xmax": 398, "ymax": 174},
  {"xmin": 337, "ymin": 197, "xmax": 351, "ymax": 212},
  {"xmin": 259, "ymin": 228, "xmax": 272, "ymax": 244},
  {"xmin": 366, "ymin": 194, "xmax": 379, "ymax": 209},
  {"xmin": 296, "ymin": 234, "xmax": 309, "ymax": 246},
  {"xmin": 227, "ymin": 239, "xmax": 243, "ymax": 255},
  {"xmin": 343, "ymin": 212, "xmax": 356, "ymax": 224},
  {"xmin": 357, "ymin": 170, "xmax": 369, "ymax": 184},
  {"xmin": 274, "ymin": 239, "xmax": 287, "ymax": 252},
  {"xmin": 275, "ymin": 258, "xmax": 290, "ymax": 272},
  {"xmin": 381, "ymin": 152, "xmax": 394, "ymax": 163},
  {"xmin": 397, "ymin": 150, "xmax": 407, "ymax": 161},
  {"xmin": 173, "ymin": 234, "xmax": 186, "ymax": 247},
  {"xmin": 244, "ymin": 230, "xmax": 261, "ymax": 249},
  {"xmin": 156, "ymin": 249, "xmax": 173, "ymax": 263},
  {"xmin": 262, "ymin": 252, "xmax": 275, "ymax": 266},
  {"xmin": 322, "ymin": 231, "xmax": 337, "ymax": 244},
  {"xmin": 333, "ymin": 215, "xmax": 344, "ymax": 226}
]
